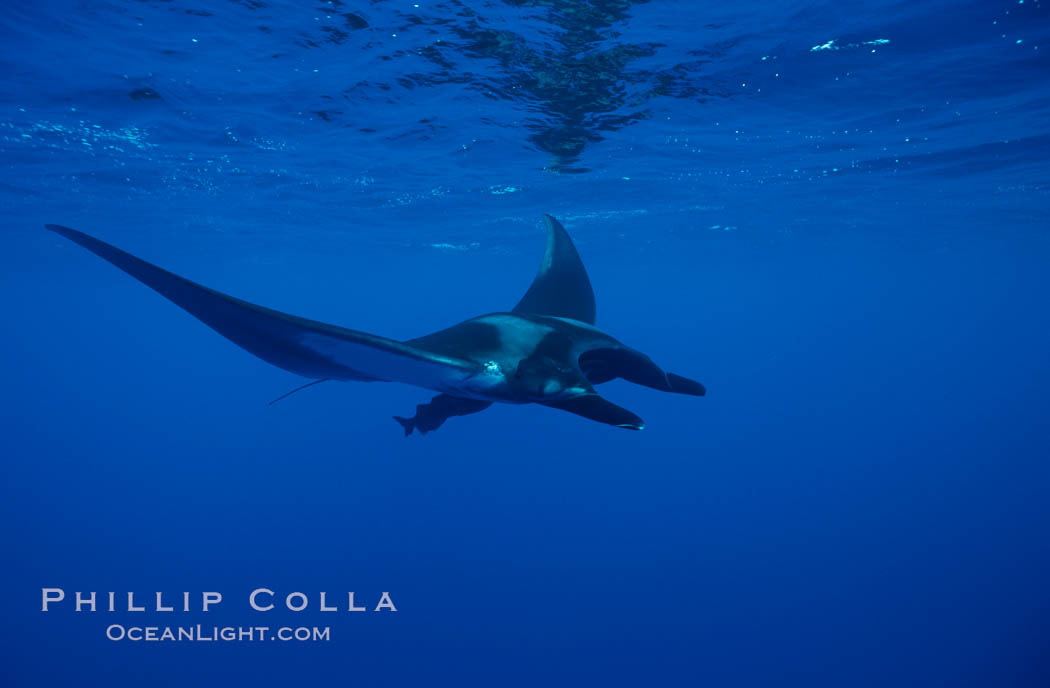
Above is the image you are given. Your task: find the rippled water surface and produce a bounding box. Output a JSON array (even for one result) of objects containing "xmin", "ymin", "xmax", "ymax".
[{"xmin": 4, "ymin": 0, "xmax": 1048, "ymax": 239}]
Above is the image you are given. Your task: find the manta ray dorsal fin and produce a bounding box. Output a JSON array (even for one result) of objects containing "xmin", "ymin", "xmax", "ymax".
[{"xmin": 512, "ymin": 215, "xmax": 596, "ymax": 325}]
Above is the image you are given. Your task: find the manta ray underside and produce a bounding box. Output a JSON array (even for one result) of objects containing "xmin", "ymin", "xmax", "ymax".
[{"xmin": 45, "ymin": 215, "xmax": 704, "ymax": 435}]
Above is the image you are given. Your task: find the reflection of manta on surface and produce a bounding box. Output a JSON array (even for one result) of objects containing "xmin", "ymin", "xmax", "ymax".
[{"xmin": 45, "ymin": 216, "xmax": 704, "ymax": 435}]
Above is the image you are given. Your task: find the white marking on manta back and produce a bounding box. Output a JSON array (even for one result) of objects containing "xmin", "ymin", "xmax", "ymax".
[{"xmin": 472, "ymin": 314, "xmax": 552, "ymax": 356}]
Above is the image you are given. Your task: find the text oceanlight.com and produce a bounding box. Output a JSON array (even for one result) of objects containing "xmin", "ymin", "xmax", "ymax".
[
  {"xmin": 106, "ymin": 625, "xmax": 331, "ymax": 642},
  {"xmin": 40, "ymin": 588, "xmax": 398, "ymax": 644}
]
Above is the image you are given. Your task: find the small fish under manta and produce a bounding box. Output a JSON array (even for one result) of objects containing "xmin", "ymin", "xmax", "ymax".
[{"xmin": 44, "ymin": 216, "xmax": 705, "ymax": 435}]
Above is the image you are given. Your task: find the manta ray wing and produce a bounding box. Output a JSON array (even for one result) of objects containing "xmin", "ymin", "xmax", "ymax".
[
  {"xmin": 44, "ymin": 224, "xmax": 480, "ymax": 390},
  {"xmin": 512, "ymin": 214, "xmax": 596, "ymax": 325}
]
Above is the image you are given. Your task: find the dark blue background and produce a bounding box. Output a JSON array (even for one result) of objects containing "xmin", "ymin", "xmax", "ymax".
[{"xmin": 2, "ymin": 1, "xmax": 1048, "ymax": 685}]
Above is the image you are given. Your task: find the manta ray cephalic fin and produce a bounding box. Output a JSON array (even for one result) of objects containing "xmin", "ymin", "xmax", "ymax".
[{"xmin": 543, "ymin": 392, "xmax": 645, "ymax": 430}]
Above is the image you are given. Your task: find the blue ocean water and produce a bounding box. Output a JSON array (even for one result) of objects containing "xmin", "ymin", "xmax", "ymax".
[{"xmin": 2, "ymin": 0, "xmax": 1049, "ymax": 685}]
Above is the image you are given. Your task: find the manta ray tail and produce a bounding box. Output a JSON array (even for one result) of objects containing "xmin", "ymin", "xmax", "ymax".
[{"xmin": 268, "ymin": 378, "xmax": 330, "ymax": 406}]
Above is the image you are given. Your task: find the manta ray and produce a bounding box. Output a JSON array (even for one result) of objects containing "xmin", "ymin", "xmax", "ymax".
[{"xmin": 45, "ymin": 216, "xmax": 704, "ymax": 434}]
